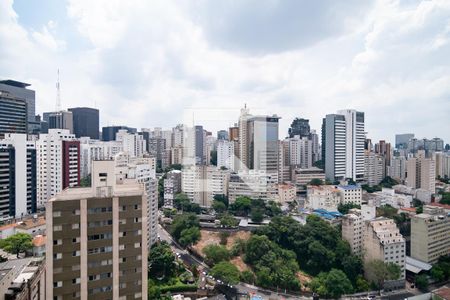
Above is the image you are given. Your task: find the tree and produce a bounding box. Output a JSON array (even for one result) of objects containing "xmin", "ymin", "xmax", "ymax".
[
  {"xmin": 415, "ymin": 274, "xmax": 429, "ymax": 291},
  {"xmin": 210, "ymin": 262, "xmax": 240, "ymax": 284},
  {"xmin": 0, "ymin": 233, "xmax": 32, "ymax": 258},
  {"xmin": 148, "ymin": 242, "xmax": 176, "ymax": 279},
  {"xmin": 79, "ymin": 174, "xmax": 91, "ymax": 187},
  {"xmin": 171, "ymin": 213, "xmax": 199, "ymax": 241},
  {"xmin": 174, "ymin": 193, "xmax": 201, "ymax": 213},
  {"xmin": 250, "ymin": 208, "xmax": 264, "ymax": 223},
  {"xmin": 366, "ymin": 260, "xmax": 401, "ymax": 289},
  {"xmin": 430, "ymin": 266, "xmax": 445, "ymax": 282},
  {"xmin": 229, "ymin": 196, "xmax": 252, "ymax": 216},
  {"xmin": 203, "ymin": 244, "xmax": 230, "ymax": 266},
  {"xmin": 240, "ymin": 270, "xmax": 255, "ymax": 284},
  {"xmin": 439, "ymin": 192, "xmax": 450, "ymax": 205},
  {"xmin": 355, "ymin": 275, "xmax": 370, "ymax": 292},
  {"xmin": 219, "ymin": 214, "xmax": 239, "ymax": 228},
  {"xmin": 179, "ymin": 226, "xmax": 200, "ymax": 247},
  {"xmin": 337, "ymin": 203, "xmax": 361, "ymax": 215},
  {"xmin": 310, "ymin": 269, "xmax": 353, "ymax": 299},
  {"xmin": 309, "ymin": 178, "xmax": 323, "ymax": 186},
  {"xmin": 213, "ymin": 194, "xmax": 229, "ymax": 207},
  {"xmin": 379, "ymin": 176, "xmax": 399, "ymax": 188},
  {"xmin": 212, "ymin": 200, "xmax": 227, "ymax": 213},
  {"xmin": 340, "ymin": 255, "xmax": 363, "ymax": 283}
]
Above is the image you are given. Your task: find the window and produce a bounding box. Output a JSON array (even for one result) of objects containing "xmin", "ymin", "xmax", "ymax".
[
  {"xmin": 53, "ymin": 281, "xmax": 63, "ymax": 288},
  {"xmin": 72, "ymin": 278, "xmax": 81, "ymax": 284},
  {"xmin": 72, "ymin": 237, "xmax": 80, "ymax": 243},
  {"xmin": 53, "ymin": 225, "xmax": 62, "ymax": 232},
  {"xmin": 72, "ymin": 251, "xmax": 80, "ymax": 257},
  {"xmin": 53, "ymin": 239, "xmax": 62, "ymax": 245},
  {"xmin": 53, "ymin": 211, "xmax": 61, "ymax": 217},
  {"xmin": 53, "ymin": 253, "xmax": 62, "ymax": 259},
  {"xmin": 72, "ymin": 223, "xmax": 80, "ymax": 229}
]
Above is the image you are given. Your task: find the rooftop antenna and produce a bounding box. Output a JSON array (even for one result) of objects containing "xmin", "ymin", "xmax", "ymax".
[{"xmin": 56, "ymin": 69, "xmax": 61, "ymax": 111}]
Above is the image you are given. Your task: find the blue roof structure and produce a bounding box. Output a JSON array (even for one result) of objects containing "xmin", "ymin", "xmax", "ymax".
[{"xmin": 338, "ymin": 185, "xmax": 360, "ymax": 190}]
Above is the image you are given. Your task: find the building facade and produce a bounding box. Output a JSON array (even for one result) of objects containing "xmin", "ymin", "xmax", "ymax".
[
  {"xmin": 69, "ymin": 107, "xmax": 100, "ymax": 139},
  {"xmin": 36, "ymin": 129, "xmax": 80, "ymax": 208},
  {"xmin": 411, "ymin": 205, "xmax": 449, "ymax": 264},
  {"xmin": 45, "ymin": 160, "xmax": 148, "ymax": 300},
  {"xmin": 0, "ymin": 134, "xmax": 36, "ymax": 219},
  {"xmin": 0, "ymin": 90, "xmax": 27, "ymax": 137}
]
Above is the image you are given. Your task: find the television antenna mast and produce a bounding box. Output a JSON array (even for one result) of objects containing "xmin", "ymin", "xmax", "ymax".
[{"xmin": 56, "ymin": 69, "xmax": 61, "ymax": 111}]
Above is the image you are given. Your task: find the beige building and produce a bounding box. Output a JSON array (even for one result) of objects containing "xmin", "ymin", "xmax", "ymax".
[
  {"xmin": 363, "ymin": 218, "xmax": 405, "ymax": 290},
  {"xmin": 291, "ymin": 167, "xmax": 325, "ymax": 187},
  {"xmin": 46, "ymin": 160, "xmax": 148, "ymax": 300},
  {"xmin": 228, "ymin": 171, "xmax": 278, "ymax": 203},
  {"xmin": 306, "ymin": 185, "xmax": 341, "ymax": 211},
  {"xmin": 406, "ymin": 156, "xmax": 436, "ymax": 193},
  {"xmin": 337, "ymin": 185, "xmax": 362, "ymax": 205},
  {"xmin": 182, "ymin": 166, "xmax": 229, "ymax": 207},
  {"xmin": 278, "ymin": 183, "xmax": 296, "ymax": 203},
  {"xmin": 411, "ymin": 205, "xmax": 450, "ymax": 264},
  {"xmin": 342, "ymin": 206, "xmax": 376, "ymax": 256}
]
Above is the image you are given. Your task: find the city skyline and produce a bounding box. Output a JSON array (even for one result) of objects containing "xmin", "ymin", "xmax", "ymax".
[{"xmin": 1, "ymin": 0, "xmax": 449, "ymax": 142}]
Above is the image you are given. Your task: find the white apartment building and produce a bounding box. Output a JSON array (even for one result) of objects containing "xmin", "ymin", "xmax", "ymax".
[
  {"xmin": 0, "ymin": 134, "xmax": 36, "ymax": 219},
  {"xmin": 182, "ymin": 166, "xmax": 229, "ymax": 207},
  {"xmin": 36, "ymin": 129, "xmax": 80, "ymax": 208},
  {"xmin": 369, "ymin": 188, "xmax": 412, "ymax": 209},
  {"xmin": 306, "ymin": 185, "xmax": 341, "ymax": 211},
  {"xmin": 217, "ymin": 139, "xmax": 235, "ymax": 170},
  {"xmin": 79, "ymin": 137, "xmax": 123, "ymax": 178},
  {"xmin": 337, "ymin": 185, "xmax": 362, "ymax": 205},
  {"xmin": 388, "ymin": 156, "xmax": 407, "ymax": 182},
  {"xmin": 364, "ymin": 218, "xmax": 405, "ymax": 290},
  {"xmin": 116, "ymin": 129, "xmax": 146, "ymax": 157},
  {"xmin": 115, "ymin": 153, "xmax": 158, "ymax": 247},
  {"xmin": 288, "ymin": 136, "xmax": 313, "ymax": 169},
  {"xmin": 341, "ymin": 206, "xmax": 379, "ymax": 256},
  {"xmin": 364, "ymin": 151, "xmax": 385, "ymax": 186},
  {"xmin": 228, "ymin": 170, "xmax": 278, "ymax": 203},
  {"xmin": 323, "ymin": 110, "xmax": 365, "ymax": 181}
]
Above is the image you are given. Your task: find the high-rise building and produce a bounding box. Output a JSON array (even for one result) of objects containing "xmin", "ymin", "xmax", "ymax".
[
  {"xmin": 116, "ymin": 129, "xmax": 146, "ymax": 158},
  {"xmin": 115, "ymin": 154, "xmax": 158, "ymax": 247},
  {"xmin": 395, "ymin": 133, "xmax": 414, "ymax": 149},
  {"xmin": 45, "ymin": 160, "xmax": 148, "ymax": 300},
  {"xmin": 217, "ymin": 130, "xmax": 229, "ymax": 140},
  {"xmin": 44, "ymin": 110, "xmax": 74, "ymax": 133},
  {"xmin": 182, "ymin": 166, "xmax": 229, "ymax": 207},
  {"xmin": 323, "ymin": 110, "xmax": 365, "ymax": 181},
  {"xmin": 288, "ymin": 118, "xmax": 310, "ymax": 138},
  {"xmin": 148, "ymin": 137, "xmax": 166, "ymax": 166},
  {"xmin": 195, "ymin": 125, "xmax": 205, "ymax": 165},
  {"xmin": 0, "ymin": 90, "xmax": 27, "ymax": 136},
  {"xmin": 364, "ymin": 151, "xmax": 385, "ymax": 186},
  {"xmin": 217, "ymin": 139, "xmax": 235, "ymax": 170},
  {"xmin": 68, "ymin": 107, "xmax": 100, "ymax": 139},
  {"xmin": 0, "ymin": 79, "xmax": 36, "ymax": 133},
  {"xmin": 411, "ymin": 205, "xmax": 449, "ymax": 264},
  {"xmin": 388, "ymin": 156, "xmax": 407, "ymax": 182},
  {"xmin": 363, "ymin": 218, "xmax": 405, "ymax": 290},
  {"xmin": 310, "ymin": 129, "xmax": 320, "ymax": 162},
  {"xmin": 228, "ymin": 171, "xmax": 278, "ymax": 203},
  {"xmin": 79, "ymin": 138, "xmax": 123, "ymax": 178},
  {"xmin": 287, "ymin": 136, "xmax": 313, "ymax": 169},
  {"xmin": 342, "ymin": 206, "xmax": 376, "ymax": 256},
  {"xmin": 0, "ymin": 134, "xmax": 36, "ymax": 219},
  {"xmin": 36, "ymin": 129, "xmax": 80, "ymax": 208},
  {"xmin": 164, "ymin": 170, "xmax": 182, "ymax": 208},
  {"xmin": 102, "ymin": 126, "xmax": 137, "ymax": 141},
  {"xmin": 406, "ymin": 155, "xmax": 436, "ymax": 193}
]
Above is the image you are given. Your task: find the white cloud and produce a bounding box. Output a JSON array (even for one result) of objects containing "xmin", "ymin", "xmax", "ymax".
[{"xmin": 0, "ymin": 0, "xmax": 449, "ymax": 143}]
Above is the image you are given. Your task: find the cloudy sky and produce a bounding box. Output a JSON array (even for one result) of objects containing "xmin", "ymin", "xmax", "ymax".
[{"xmin": 1, "ymin": 0, "xmax": 449, "ymax": 143}]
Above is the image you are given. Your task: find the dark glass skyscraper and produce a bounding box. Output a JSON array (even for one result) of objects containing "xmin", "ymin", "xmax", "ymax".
[
  {"xmin": 288, "ymin": 118, "xmax": 310, "ymax": 138},
  {"xmin": 69, "ymin": 107, "xmax": 100, "ymax": 139},
  {"xmin": 0, "ymin": 90, "xmax": 27, "ymax": 136},
  {"xmin": 102, "ymin": 126, "xmax": 137, "ymax": 141}
]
